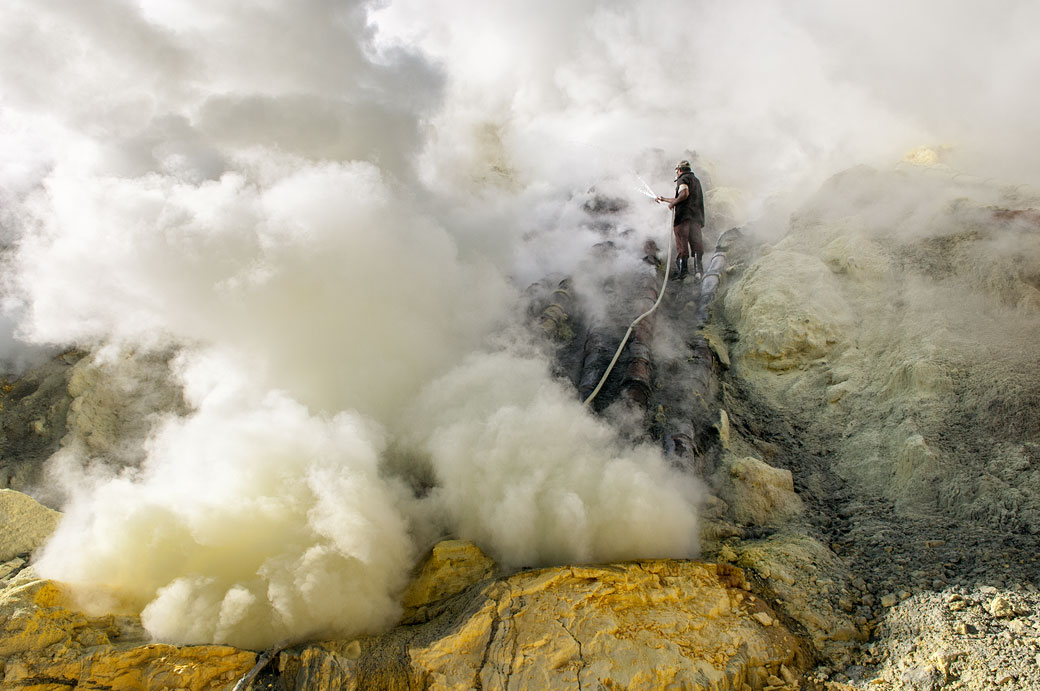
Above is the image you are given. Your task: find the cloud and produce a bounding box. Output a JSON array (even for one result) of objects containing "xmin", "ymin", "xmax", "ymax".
[
  {"xmin": 36, "ymin": 354, "xmax": 415, "ymax": 649},
  {"xmin": 403, "ymin": 351, "xmax": 704, "ymax": 567},
  {"xmin": 4, "ymin": 0, "xmax": 1038, "ymax": 649}
]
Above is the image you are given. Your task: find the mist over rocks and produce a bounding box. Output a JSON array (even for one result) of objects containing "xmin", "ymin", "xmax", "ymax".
[
  {"xmin": 0, "ymin": 352, "xmax": 79, "ymax": 491},
  {"xmin": 710, "ymin": 161, "xmax": 1040, "ymax": 687},
  {"xmin": 723, "ymin": 162, "xmax": 1040, "ymax": 532},
  {"xmin": 0, "ymin": 158, "xmax": 1038, "ymax": 686},
  {"xmin": 723, "ymin": 249, "xmax": 854, "ymax": 370},
  {"xmin": 401, "ymin": 351, "xmax": 705, "ymax": 568},
  {"xmin": 1, "ymin": 0, "xmax": 1040, "ymax": 687},
  {"xmin": 62, "ymin": 350, "xmax": 186, "ymax": 465},
  {"xmin": 36, "ymin": 380, "xmax": 418, "ymax": 650}
]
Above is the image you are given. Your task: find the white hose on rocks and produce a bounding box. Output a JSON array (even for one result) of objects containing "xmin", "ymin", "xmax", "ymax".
[{"xmin": 582, "ymin": 202, "xmax": 673, "ymax": 408}]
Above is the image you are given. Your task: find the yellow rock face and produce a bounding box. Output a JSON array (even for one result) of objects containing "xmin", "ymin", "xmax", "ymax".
[
  {"xmin": 734, "ymin": 533, "xmax": 868, "ymax": 664},
  {"xmin": 282, "ymin": 559, "xmax": 810, "ymax": 691},
  {"xmin": 0, "ymin": 490, "xmax": 61, "ymax": 562},
  {"xmin": 713, "ymin": 455, "xmax": 804, "ymax": 527},
  {"xmin": 722, "ymin": 249, "xmax": 854, "ymax": 370},
  {"xmin": 0, "ymin": 574, "xmax": 255, "ymax": 690},
  {"xmin": 401, "ymin": 539, "xmax": 496, "ymax": 615},
  {"xmin": 4, "ymin": 643, "xmax": 256, "ymax": 691},
  {"xmin": 2, "ymin": 528, "xmax": 809, "ymax": 691}
]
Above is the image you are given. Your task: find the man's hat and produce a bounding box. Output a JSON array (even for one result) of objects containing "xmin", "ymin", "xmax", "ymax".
[{"xmin": 675, "ymin": 160, "xmax": 692, "ymax": 172}]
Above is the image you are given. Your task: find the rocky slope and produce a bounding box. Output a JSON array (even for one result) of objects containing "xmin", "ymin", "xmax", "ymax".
[
  {"xmin": 3, "ymin": 495, "xmax": 808, "ymax": 690},
  {"xmin": 711, "ymin": 163, "xmax": 1040, "ymax": 689},
  {"xmin": 1, "ymin": 161, "xmax": 1039, "ymax": 690}
]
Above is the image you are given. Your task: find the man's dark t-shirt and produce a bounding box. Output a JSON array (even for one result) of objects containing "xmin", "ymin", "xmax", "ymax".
[{"xmin": 673, "ymin": 171, "xmax": 705, "ymax": 226}]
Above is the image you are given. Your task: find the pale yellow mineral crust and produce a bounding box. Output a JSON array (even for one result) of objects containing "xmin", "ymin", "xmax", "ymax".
[
  {"xmin": 401, "ymin": 538, "xmax": 497, "ymax": 614},
  {"xmin": 282, "ymin": 554, "xmax": 810, "ymax": 691},
  {"xmin": 1, "ymin": 493, "xmax": 808, "ymax": 691},
  {"xmin": 0, "ymin": 490, "xmax": 61, "ymax": 563},
  {"xmin": 0, "ymin": 575, "xmax": 255, "ymax": 690}
]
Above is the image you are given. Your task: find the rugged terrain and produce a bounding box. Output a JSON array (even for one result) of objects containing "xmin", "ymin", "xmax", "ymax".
[
  {"xmin": 2, "ymin": 161, "xmax": 1039, "ymax": 689},
  {"xmin": 711, "ymin": 164, "xmax": 1040, "ymax": 689}
]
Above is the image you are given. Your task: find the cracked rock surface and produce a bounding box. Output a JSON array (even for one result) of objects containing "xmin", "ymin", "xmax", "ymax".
[
  {"xmin": 279, "ymin": 551, "xmax": 809, "ymax": 691},
  {"xmin": 0, "ymin": 492, "xmax": 256, "ymax": 691}
]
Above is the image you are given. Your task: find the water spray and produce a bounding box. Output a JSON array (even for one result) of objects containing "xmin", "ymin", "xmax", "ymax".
[{"xmin": 635, "ymin": 174, "xmax": 658, "ymax": 200}]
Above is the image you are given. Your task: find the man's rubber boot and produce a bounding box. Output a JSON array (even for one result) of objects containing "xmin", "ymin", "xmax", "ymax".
[
  {"xmin": 693, "ymin": 256, "xmax": 703, "ymax": 281},
  {"xmin": 670, "ymin": 258, "xmax": 686, "ymax": 280}
]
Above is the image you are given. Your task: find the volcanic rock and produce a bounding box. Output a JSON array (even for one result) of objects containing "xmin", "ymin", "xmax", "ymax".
[
  {"xmin": 0, "ymin": 538, "xmax": 813, "ymax": 689},
  {"xmin": 401, "ymin": 539, "xmax": 496, "ymax": 617},
  {"xmin": 0, "ymin": 573, "xmax": 255, "ymax": 690},
  {"xmin": 712, "ymin": 454, "xmax": 803, "ymax": 527},
  {"xmin": 280, "ymin": 558, "xmax": 810, "ymax": 690},
  {"xmin": 722, "ymin": 249, "xmax": 854, "ymax": 371},
  {"xmin": 734, "ymin": 532, "xmax": 866, "ymax": 663},
  {"xmin": 0, "ymin": 489, "xmax": 60, "ymax": 562}
]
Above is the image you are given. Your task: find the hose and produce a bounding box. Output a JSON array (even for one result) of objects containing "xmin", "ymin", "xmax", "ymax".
[{"xmin": 582, "ymin": 206, "xmax": 673, "ymax": 408}]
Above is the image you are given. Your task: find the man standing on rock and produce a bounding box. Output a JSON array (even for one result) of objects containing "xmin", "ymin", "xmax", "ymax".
[{"xmin": 657, "ymin": 160, "xmax": 705, "ymax": 281}]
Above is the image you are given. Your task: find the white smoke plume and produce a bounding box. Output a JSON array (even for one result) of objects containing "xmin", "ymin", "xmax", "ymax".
[
  {"xmin": 43, "ymin": 350, "xmax": 415, "ymax": 649},
  {"xmin": 2, "ymin": 0, "xmax": 1037, "ymax": 649},
  {"xmin": 404, "ymin": 351, "xmax": 703, "ymax": 567}
]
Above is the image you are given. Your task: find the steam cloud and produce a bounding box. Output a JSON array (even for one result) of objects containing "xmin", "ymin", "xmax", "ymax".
[
  {"xmin": 42, "ymin": 358, "xmax": 415, "ymax": 649},
  {"xmin": 1, "ymin": 0, "xmax": 1036, "ymax": 648}
]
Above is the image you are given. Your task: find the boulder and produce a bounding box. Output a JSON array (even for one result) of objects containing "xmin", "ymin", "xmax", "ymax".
[
  {"xmin": 401, "ymin": 539, "xmax": 496, "ymax": 617},
  {"xmin": 281, "ymin": 559, "xmax": 810, "ymax": 690},
  {"xmin": 0, "ymin": 573, "xmax": 254, "ymax": 690},
  {"xmin": 0, "ymin": 489, "xmax": 61, "ymax": 561},
  {"xmin": 894, "ymin": 433, "xmax": 943, "ymax": 511},
  {"xmin": 712, "ymin": 455, "xmax": 803, "ymax": 527},
  {"xmin": 987, "ymin": 596, "xmax": 1014, "ymax": 618},
  {"xmin": 1, "ymin": 526, "xmax": 812, "ymax": 690},
  {"xmin": 723, "ymin": 249, "xmax": 853, "ymax": 371},
  {"xmin": 734, "ymin": 533, "xmax": 867, "ymax": 664}
]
